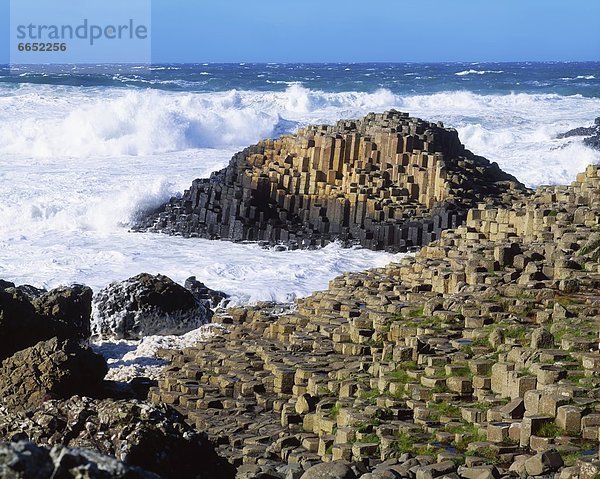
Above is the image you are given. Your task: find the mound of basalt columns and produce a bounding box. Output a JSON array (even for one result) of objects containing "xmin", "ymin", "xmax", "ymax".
[{"xmin": 137, "ymin": 110, "xmax": 526, "ymax": 252}]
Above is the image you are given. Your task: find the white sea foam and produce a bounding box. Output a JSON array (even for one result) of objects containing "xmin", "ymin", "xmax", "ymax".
[
  {"xmin": 93, "ymin": 324, "xmax": 224, "ymax": 381},
  {"xmin": 560, "ymin": 75, "xmax": 596, "ymax": 81},
  {"xmin": 455, "ymin": 69, "xmax": 504, "ymax": 76}
]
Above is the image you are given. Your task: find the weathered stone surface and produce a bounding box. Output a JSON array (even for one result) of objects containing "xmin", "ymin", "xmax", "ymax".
[
  {"xmin": 0, "ymin": 284, "xmax": 94, "ymax": 361},
  {"xmin": 524, "ymin": 449, "xmax": 564, "ymax": 476},
  {"xmin": 530, "ymin": 328, "xmax": 554, "ymax": 349},
  {"xmin": 0, "ymin": 441, "xmax": 160, "ymax": 478},
  {"xmin": 0, "ymin": 338, "xmax": 107, "ymax": 411},
  {"xmin": 299, "ymin": 461, "xmax": 356, "ymax": 479},
  {"xmin": 415, "ymin": 460, "xmax": 456, "ymax": 479},
  {"xmin": 92, "ymin": 273, "xmax": 213, "ymax": 339},
  {"xmin": 0, "ymin": 396, "xmax": 233, "ymax": 479},
  {"xmin": 557, "ymin": 117, "xmax": 600, "ymax": 151}
]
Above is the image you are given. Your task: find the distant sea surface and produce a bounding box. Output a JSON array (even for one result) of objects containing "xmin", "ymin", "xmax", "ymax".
[{"xmin": 0, "ymin": 62, "xmax": 599, "ymax": 301}]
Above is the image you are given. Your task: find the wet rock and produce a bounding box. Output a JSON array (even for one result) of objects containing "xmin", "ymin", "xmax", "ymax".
[
  {"xmin": 0, "ymin": 338, "xmax": 107, "ymax": 411},
  {"xmin": 184, "ymin": 276, "xmax": 229, "ymax": 309},
  {"xmin": 0, "ymin": 287, "xmax": 42, "ymax": 360},
  {"xmin": 0, "ymin": 279, "xmax": 15, "ymax": 290},
  {"xmin": 93, "ymin": 273, "xmax": 212, "ymax": 339},
  {"xmin": 14, "ymin": 284, "xmax": 47, "ymax": 301},
  {"xmin": 557, "ymin": 117, "xmax": 600, "ymax": 151}
]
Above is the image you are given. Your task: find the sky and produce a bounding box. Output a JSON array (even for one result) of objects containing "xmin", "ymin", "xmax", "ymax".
[{"xmin": 1, "ymin": 0, "xmax": 599, "ymax": 64}]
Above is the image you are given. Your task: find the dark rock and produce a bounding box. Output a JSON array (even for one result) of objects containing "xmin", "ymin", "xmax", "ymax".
[
  {"xmin": 15, "ymin": 285, "xmax": 47, "ymax": 301},
  {"xmin": 32, "ymin": 285, "xmax": 93, "ymax": 342},
  {"xmin": 0, "ymin": 441, "xmax": 54, "ymax": 478},
  {"xmin": 0, "ymin": 280, "xmax": 15, "ymax": 290},
  {"xmin": 557, "ymin": 117, "xmax": 600, "ymax": 151},
  {"xmin": 184, "ymin": 276, "xmax": 229, "ymax": 309},
  {"xmin": 524, "ymin": 449, "xmax": 564, "ymax": 476},
  {"xmin": 0, "ymin": 396, "xmax": 234, "ymax": 479},
  {"xmin": 0, "ymin": 338, "xmax": 107, "ymax": 411},
  {"xmin": 299, "ymin": 462, "xmax": 356, "ymax": 479},
  {"xmin": 92, "ymin": 273, "xmax": 212, "ymax": 339},
  {"xmin": 0, "ymin": 284, "xmax": 94, "ymax": 361},
  {"xmin": 0, "ymin": 281, "xmax": 45, "ymax": 300},
  {"xmin": 0, "ymin": 288, "xmax": 41, "ymax": 360},
  {"xmin": 0, "ymin": 440, "xmax": 159, "ymax": 478}
]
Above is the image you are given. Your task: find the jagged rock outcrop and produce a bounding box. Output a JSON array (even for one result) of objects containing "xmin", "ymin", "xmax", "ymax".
[
  {"xmin": 557, "ymin": 116, "xmax": 600, "ymax": 151},
  {"xmin": 0, "ymin": 441, "xmax": 159, "ymax": 479},
  {"xmin": 0, "ymin": 284, "xmax": 93, "ymax": 361},
  {"xmin": 184, "ymin": 276, "xmax": 229, "ymax": 309},
  {"xmin": 138, "ymin": 110, "xmax": 526, "ymax": 251},
  {"xmin": 0, "ymin": 283, "xmax": 108, "ymax": 412},
  {"xmin": 0, "ymin": 338, "xmax": 107, "ymax": 411},
  {"xmin": 32, "ymin": 285, "xmax": 93, "ymax": 342},
  {"xmin": 0, "ymin": 396, "xmax": 234, "ymax": 479},
  {"xmin": 92, "ymin": 273, "xmax": 214, "ymax": 340}
]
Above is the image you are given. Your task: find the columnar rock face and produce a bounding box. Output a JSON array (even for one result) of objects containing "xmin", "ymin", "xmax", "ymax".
[
  {"xmin": 150, "ymin": 165, "xmax": 600, "ymax": 477},
  {"xmin": 139, "ymin": 111, "xmax": 525, "ymax": 251}
]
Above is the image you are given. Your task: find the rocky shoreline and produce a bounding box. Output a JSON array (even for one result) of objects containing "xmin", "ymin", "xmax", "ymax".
[
  {"xmin": 149, "ymin": 165, "xmax": 600, "ymax": 478},
  {"xmin": 0, "ymin": 112, "xmax": 598, "ymax": 479}
]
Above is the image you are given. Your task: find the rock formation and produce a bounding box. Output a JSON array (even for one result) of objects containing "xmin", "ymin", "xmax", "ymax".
[
  {"xmin": 0, "ymin": 283, "xmax": 107, "ymax": 412},
  {"xmin": 558, "ymin": 117, "xmax": 600, "ymax": 151},
  {"xmin": 0, "ymin": 284, "xmax": 93, "ymax": 361},
  {"xmin": 0, "ymin": 396, "xmax": 234, "ymax": 479},
  {"xmin": 0, "ymin": 338, "xmax": 107, "ymax": 411},
  {"xmin": 0, "ymin": 441, "xmax": 159, "ymax": 478},
  {"xmin": 150, "ymin": 165, "xmax": 600, "ymax": 478},
  {"xmin": 92, "ymin": 273, "xmax": 214, "ymax": 340},
  {"xmin": 138, "ymin": 111, "xmax": 526, "ymax": 251}
]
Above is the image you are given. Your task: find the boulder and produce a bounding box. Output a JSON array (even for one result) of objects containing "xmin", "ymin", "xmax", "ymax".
[
  {"xmin": 32, "ymin": 284, "xmax": 93, "ymax": 342},
  {"xmin": 300, "ymin": 461, "xmax": 356, "ymax": 479},
  {"xmin": 415, "ymin": 461, "xmax": 456, "ymax": 479},
  {"xmin": 0, "ymin": 396, "xmax": 234, "ymax": 479},
  {"xmin": 524, "ymin": 449, "xmax": 564, "ymax": 476},
  {"xmin": 0, "ymin": 441, "xmax": 159, "ymax": 478},
  {"xmin": 15, "ymin": 284, "xmax": 47, "ymax": 301},
  {"xmin": 0, "ymin": 338, "xmax": 107, "ymax": 410},
  {"xmin": 0, "ymin": 288, "xmax": 41, "ymax": 360},
  {"xmin": 530, "ymin": 328, "xmax": 554, "ymax": 349},
  {"xmin": 93, "ymin": 273, "xmax": 212, "ymax": 339},
  {"xmin": 0, "ymin": 284, "xmax": 94, "ymax": 361}
]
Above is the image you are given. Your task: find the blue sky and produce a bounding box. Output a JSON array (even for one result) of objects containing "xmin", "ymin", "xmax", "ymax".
[{"xmin": 1, "ymin": 0, "xmax": 599, "ymax": 63}]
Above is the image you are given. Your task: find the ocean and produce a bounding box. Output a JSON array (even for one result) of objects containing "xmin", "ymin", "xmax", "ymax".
[{"xmin": 1, "ymin": 62, "xmax": 599, "ymax": 305}]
